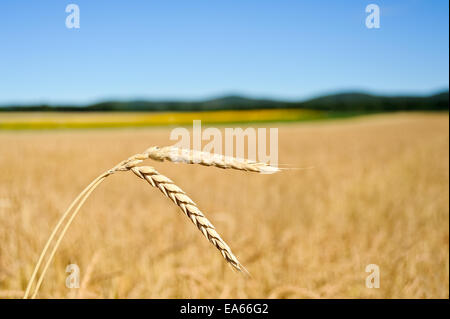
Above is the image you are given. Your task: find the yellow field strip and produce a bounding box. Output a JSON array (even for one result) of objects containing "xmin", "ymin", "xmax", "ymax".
[{"xmin": 0, "ymin": 109, "xmax": 323, "ymax": 129}]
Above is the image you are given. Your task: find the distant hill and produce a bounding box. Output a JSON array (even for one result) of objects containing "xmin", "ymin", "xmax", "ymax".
[
  {"xmin": 301, "ymin": 91, "xmax": 449, "ymax": 112},
  {"xmin": 0, "ymin": 91, "xmax": 448, "ymax": 112}
]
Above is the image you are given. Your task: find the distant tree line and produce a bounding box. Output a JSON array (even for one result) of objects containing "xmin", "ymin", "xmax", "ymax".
[{"xmin": 0, "ymin": 91, "xmax": 448, "ymax": 112}]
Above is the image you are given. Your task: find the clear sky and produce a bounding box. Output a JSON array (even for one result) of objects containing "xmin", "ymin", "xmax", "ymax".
[{"xmin": 0, "ymin": 0, "xmax": 448, "ymax": 105}]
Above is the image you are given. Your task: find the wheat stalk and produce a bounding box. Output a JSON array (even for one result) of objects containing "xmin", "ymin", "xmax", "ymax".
[{"xmin": 25, "ymin": 146, "xmax": 277, "ymax": 298}]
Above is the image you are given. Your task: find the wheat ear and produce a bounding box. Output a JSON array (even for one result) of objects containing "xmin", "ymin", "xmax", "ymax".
[
  {"xmin": 131, "ymin": 166, "xmax": 248, "ymax": 274},
  {"xmin": 145, "ymin": 146, "xmax": 279, "ymax": 174},
  {"xmin": 26, "ymin": 149, "xmax": 255, "ymax": 298}
]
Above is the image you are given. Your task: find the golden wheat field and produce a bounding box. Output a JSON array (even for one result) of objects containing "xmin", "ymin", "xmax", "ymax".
[{"xmin": 0, "ymin": 112, "xmax": 448, "ymax": 299}]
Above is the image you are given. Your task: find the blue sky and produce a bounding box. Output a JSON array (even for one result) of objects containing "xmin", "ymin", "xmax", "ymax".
[{"xmin": 0, "ymin": 0, "xmax": 448, "ymax": 105}]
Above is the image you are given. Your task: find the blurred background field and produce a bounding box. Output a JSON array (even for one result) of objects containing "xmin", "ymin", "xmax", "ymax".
[{"xmin": 0, "ymin": 112, "xmax": 448, "ymax": 298}]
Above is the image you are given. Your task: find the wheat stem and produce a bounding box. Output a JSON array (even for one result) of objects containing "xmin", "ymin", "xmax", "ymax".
[
  {"xmin": 25, "ymin": 155, "xmax": 145, "ymax": 298},
  {"xmin": 23, "ymin": 173, "xmax": 107, "ymax": 299},
  {"xmin": 30, "ymin": 176, "xmax": 107, "ymax": 299}
]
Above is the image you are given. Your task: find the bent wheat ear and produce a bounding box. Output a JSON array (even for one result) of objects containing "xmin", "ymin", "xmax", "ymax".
[
  {"xmin": 131, "ymin": 166, "xmax": 248, "ymax": 274},
  {"xmin": 145, "ymin": 146, "xmax": 279, "ymax": 174}
]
